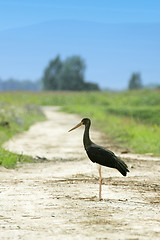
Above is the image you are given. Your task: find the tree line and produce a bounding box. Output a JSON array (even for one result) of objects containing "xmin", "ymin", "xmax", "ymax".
[
  {"xmin": 0, "ymin": 55, "xmax": 159, "ymax": 91},
  {"xmin": 0, "ymin": 78, "xmax": 41, "ymax": 91}
]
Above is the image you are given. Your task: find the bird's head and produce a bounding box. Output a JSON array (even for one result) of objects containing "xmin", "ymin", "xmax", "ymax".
[{"xmin": 68, "ymin": 118, "xmax": 91, "ymax": 132}]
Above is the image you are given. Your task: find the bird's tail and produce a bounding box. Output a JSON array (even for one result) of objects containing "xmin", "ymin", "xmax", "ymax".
[{"xmin": 115, "ymin": 157, "xmax": 129, "ymax": 176}]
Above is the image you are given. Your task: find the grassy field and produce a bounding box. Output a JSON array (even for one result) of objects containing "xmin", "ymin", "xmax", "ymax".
[
  {"xmin": 0, "ymin": 89, "xmax": 160, "ymax": 167},
  {"xmin": 0, "ymin": 99, "xmax": 45, "ymax": 167},
  {"xmin": 60, "ymin": 90, "xmax": 160, "ymax": 154}
]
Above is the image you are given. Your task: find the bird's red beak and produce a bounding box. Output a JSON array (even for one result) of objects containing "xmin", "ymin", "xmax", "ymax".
[{"xmin": 68, "ymin": 121, "xmax": 83, "ymax": 132}]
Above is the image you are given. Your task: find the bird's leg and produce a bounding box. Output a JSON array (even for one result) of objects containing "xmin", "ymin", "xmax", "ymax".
[{"xmin": 98, "ymin": 165, "xmax": 102, "ymax": 201}]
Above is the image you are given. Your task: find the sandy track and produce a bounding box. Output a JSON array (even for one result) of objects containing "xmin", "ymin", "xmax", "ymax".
[{"xmin": 1, "ymin": 107, "xmax": 160, "ymax": 240}]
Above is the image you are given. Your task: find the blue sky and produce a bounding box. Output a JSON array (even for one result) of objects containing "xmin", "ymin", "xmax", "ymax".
[{"xmin": 0, "ymin": 0, "xmax": 160, "ymax": 89}]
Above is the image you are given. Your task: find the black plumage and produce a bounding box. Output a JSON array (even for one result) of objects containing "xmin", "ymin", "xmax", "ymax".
[
  {"xmin": 86, "ymin": 144, "xmax": 129, "ymax": 176},
  {"xmin": 69, "ymin": 117, "xmax": 129, "ymax": 199}
]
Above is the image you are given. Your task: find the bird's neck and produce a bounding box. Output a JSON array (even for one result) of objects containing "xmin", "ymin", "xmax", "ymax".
[{"xmin": 83, "ymin": 124, "xmax": 92, "ymax": 150}]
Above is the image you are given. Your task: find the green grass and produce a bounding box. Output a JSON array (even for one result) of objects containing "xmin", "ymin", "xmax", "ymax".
[
  {"xmin": 0, "ymin": 89, "xmax": 160, "ymax": 168},
  {"xmin": 0, "ymin": 101, "xmax": 45, "ymax": 168},
  {"xmin": 62, "ymin": 104, "xmax": 160, "ymax": 154}
]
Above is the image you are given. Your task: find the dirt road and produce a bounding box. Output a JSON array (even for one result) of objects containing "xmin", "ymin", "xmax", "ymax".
[{"xmin": 1, "ymin": 107, "xmax": 160, "ymax": 240}]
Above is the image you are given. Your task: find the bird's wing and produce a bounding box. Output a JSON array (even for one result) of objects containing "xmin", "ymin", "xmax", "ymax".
[{"xmin": 86, "ymin": 144, "xmax": 118, "ymax": 168}]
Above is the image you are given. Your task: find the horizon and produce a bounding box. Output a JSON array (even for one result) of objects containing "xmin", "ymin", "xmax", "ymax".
[{"xmin": 0, "ymin": 0, "xmax": 160, "ymax": 90}]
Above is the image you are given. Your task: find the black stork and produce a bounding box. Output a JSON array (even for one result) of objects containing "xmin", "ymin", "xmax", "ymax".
[{"xmin": 68, "ymin": 118, "xmax": 129, "ymax": 200}]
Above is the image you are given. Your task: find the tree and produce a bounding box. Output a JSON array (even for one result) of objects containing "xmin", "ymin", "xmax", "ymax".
[
  {"xmin": 58, "ymin": 56, "xmax": 86, "ymax": 90},
  {"xmin": 42, "ymin": 55, "xmax": 100, "ymax": 91},
  {"xmin": 128, "ymin": 73, "xmax": 143, "ymax": 90},
  {"xmin": 42, "ymin": 55, "xmax": 62, "ymax": 90}
]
